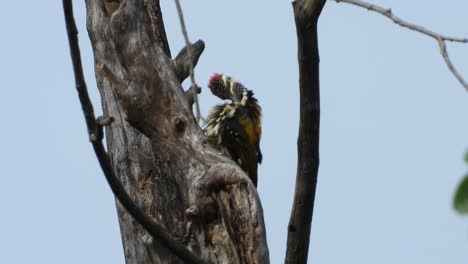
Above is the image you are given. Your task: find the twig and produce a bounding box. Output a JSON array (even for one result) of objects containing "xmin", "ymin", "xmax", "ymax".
[
  {"xmin": 62, "ymin": 1, "xmax": 205, "ymax": 263},
  {"xmin": 173, "ymin": 0, "xmax": 203, "ymax": 122},
  {"xmin": 334, "ymin": 0, "xmax": 468, "ymax": 92}
]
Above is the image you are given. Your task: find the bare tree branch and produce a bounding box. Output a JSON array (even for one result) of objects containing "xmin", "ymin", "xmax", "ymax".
[
  {"xmin": 285, "ymin": 1, "xmax": 326, "ymax": 264},
  {"xmin": 62, "ymin": 1, "xmax": 205, "ymax": 263},
  {"xmin": 173, "ymin": 0, "xmax": 203, "ymax": 122},
  {"xmin": 334, "ymin": 0, "xmax": 468, "ymax": 92}
]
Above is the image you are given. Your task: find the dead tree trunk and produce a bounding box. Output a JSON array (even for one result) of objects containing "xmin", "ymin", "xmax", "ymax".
[{"xmin": 83, "ymin": 1, "xmax": 269, "ymax": 263}]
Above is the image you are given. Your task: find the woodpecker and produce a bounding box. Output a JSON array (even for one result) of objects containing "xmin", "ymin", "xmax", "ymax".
[{"xmin": 205, "ymin": 73, "xmax": 262, "ymax": 187}]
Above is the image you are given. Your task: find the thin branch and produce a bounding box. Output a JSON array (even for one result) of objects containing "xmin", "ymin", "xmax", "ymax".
[
  {"xmin": 62, "ymin": 1, "xmax": 205, "ymax": 263},
  {"xmin": 438, "ymin": 39, "xmax": 468, "ymax": 91},
  {"xmin": 334, "ymin": 0, "xmax": 468, "ymax": 92},
  {"xmin": 62, "ymin": 0, "xmax": 97, "ymax": 137},
  {"xmin": 173, "ymin": 0, "xmax": 203, "ymax": 122},
  {"xmin": 285, "ymin": 1, "xmax": 326, "ymax": 264}
]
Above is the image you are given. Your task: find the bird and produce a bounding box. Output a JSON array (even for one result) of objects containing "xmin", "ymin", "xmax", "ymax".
[{"xmin": 205, "ymin": 73, "xmax": 262, "ymax": 187}]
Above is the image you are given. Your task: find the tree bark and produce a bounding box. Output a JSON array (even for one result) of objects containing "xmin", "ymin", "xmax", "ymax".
[
  {"xmin": 84, "ymin": 1, "xmax": 269, "ymax": 263},
  {"xmin": 285, "ymin": 1, "xmax": 326, "ymax": 264}
]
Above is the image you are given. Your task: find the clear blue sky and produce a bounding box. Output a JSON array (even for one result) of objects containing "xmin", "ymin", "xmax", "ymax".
[{"xmin": 0, "ymin": 0, "xmax": 467, "ymax": 263}]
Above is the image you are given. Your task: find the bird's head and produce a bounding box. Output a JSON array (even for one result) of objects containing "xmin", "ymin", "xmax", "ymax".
[
  {"xmin": 208, "ymin": 73, "xmax": 251, "ymax": 103},
  {"xmin": 208, "ymin": 73, "xmax": 231, "ymax": 100}
]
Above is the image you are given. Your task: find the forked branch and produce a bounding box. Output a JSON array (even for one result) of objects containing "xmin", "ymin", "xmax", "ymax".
[
  {"xmin": 62, "ymin": 1, "xmax": 205, "ymax": 263},
  {"xmin": 335, "ymin": 0, "xmax": 468, "ymax": 92}
]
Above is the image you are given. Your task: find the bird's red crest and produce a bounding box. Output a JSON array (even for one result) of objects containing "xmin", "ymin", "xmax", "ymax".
[{"xmin": 208, "ymin": 73, "xmax": 223, "ymax": 88}]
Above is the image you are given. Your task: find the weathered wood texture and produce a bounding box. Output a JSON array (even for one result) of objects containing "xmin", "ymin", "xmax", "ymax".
[
  {"xmin": 85, "ymin": 0, "xmax": 269, "ymax": 263},
  {"xmin": 285, "ymin": 1, "xmax": 326, "ymax": 264}
]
